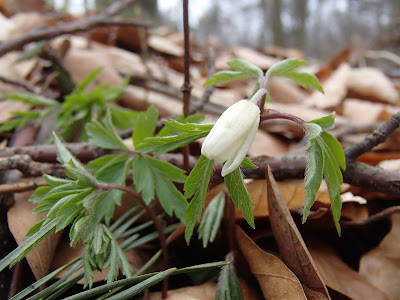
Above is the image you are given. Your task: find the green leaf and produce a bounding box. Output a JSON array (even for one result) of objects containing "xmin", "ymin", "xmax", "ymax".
[
  {"xmin": 86, "ymin": 110, "xmax": 128, "ymax": 150},
  {"xmin": 136, "ymin": 121, "xmax": 212, "ymax": 156},
  {"xmin": 266, "ymin": 58, "xmax": 324, "ymax": 93},
  {"xmin": 153, "ymin": 171, "xmax": 188, "ymax": 221},
  {"xmin": 3, "ymin": 93, "xmax": 59, "ymax": 106},
  {"xmin": 241, "ymin": 157, "xmax": 257, "ymax": 169},
  {"xmin": 308, "ymin": 112, "xmax": 336, "ymax": 130},
  {"xmin": 15, "ymin": 40, "xmax": 47, "ymax": 62},
  {"xmin": 184, "ymin": 155, "xmax": 214, "ymax": 244},
  {"xmin": 321, "ymin": 131, "xmax": 346, "ymax": 170},
  {"xmin": 227, "ymin": 59, "xmax": 263, "ymax": 77},
  {"xmin": 302, "ymin": 140, "xmax": 324, "ymax": 223},
  {"xmin": 74, "ymin": 67, "xmax": 103, "ymax": 93},
  {"xmin": 133, "ymin": 155, "xmax": 155, "ymax": 204},
  {"xmin": 225, "ymin": 168, "xmax": 255, "ymax": 228},
  {"xmin": 304, "ymin": 123, "xmax": 322, "ymax": 140},
  {"xmin": 215, "ymin": 259, "xmax": 244, "ymax": 300},
  {"xmin": 317, "ymin": 138, "xmax": 343, "ymax": 235},
  {"xmin": 133, "ymin": 105, "xmax": 158, "ymax": 148},
  {"xmin": 198, "ymin": 192, "xmax": 225, "ymax": 248},
  {"xmin": 204, "ymin": 59, "xmax": 262, "ymax": 86},
  {"xmin": 133, "ymin": 155, "xmax": 188, "ymax": 220},
  {"xmin": 0, "ymin": 218, "xmax": 58, "ymax": 272},
  {"xmin": 109, "ymin": 106, "xmax": 139, "ymax": 130}
]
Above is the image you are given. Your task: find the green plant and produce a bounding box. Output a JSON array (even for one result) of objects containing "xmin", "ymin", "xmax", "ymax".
[{"xmin": 0, "ymin": 58, "xmax": 345, "ymax": 298}]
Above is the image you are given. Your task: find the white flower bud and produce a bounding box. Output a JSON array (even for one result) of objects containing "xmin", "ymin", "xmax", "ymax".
[{"xmin": 201, "ymin": 89, "xmax": 265, "ymax": 176}]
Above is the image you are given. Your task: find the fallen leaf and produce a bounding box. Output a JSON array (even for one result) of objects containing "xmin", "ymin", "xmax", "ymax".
[
  {"xmin": 347, "ymin": 68, "xmax": 399, "ymax": 104},
  {"xmin": 236, "ymin": 225, "xmax": 307, "ymax": 300},
  {"xmin": 342, "ymin": 98, "xmax": 400, "ymax": 122},
  {"xmin": 268, "ymin": 77, "xmax": 309, "ymax": 104},
  {"xmin": 359, "ymin": 213, "xmax": 400, "ymax": 300},
  {"xmin": 310, "ymin": 243, "xmax": 389, "ymax": 300},
  {"xmin": 7, "ymin": 191, "xmax": 61, "ymax": 280},
  {"xmin": 266, "ymin": 167, "xmax": 330, "ymax": 299},
  {"xmin": 305, "ymin": 63, "xmax": 350, "ymax": 109},
  {"xmin": 148, "ymin": 35, "xmax": 184, "ymax": 57}
]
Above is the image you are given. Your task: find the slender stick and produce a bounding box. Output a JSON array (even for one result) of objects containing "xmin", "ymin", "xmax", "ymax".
[
  {"xmin": 98, "ymin": 183, "xmax": 169, "ymax": 299},
  {"xmin": 181, "ymin": 0, "xmax": 192, "ymax": 174}
]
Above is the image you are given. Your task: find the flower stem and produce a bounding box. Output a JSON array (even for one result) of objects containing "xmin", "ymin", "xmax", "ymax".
[{"xmin": 261, "ymin": 109, "xmax": 306, "ymax": 129}]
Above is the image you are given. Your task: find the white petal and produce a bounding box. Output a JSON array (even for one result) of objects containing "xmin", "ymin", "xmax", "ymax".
[
  {"xmin": 201, "ymin": 100, "xmax": 260, "ymax": 163},
  {"xmin": 221, "ymin": 114, "xmax": 260, "ymax": 176}
]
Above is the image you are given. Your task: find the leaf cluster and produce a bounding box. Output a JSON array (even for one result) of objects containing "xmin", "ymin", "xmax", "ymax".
[{"xmin": 0, "ymin": 68, "xmax": 138, "ymax": 142}]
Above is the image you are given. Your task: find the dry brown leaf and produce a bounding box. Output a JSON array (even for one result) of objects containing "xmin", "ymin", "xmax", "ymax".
[
  {"xmin": 249, "ymin": 130, "xmax": 288, "ymax": 158},
  {"xmin": 266, "ymin": 167, "xmax": 330, "ymax": 299},
  {"xmin": 342, "ymin": 98, "xmax": 400, "ymax": 122},
  {"xmin": 305, "ymin": 63, "xmax": 350, "ymax": 109},
  {"xmin": 268, "ymin": 77, "xmax": 308, "ymax": 104},
  {"xmin": 236, "ymin": 226, "xmax": 307, "ymax": 300},
  {"xmin": 315, "ymin": 46, "xmax": 353, "ymax": 81},
  {"xmin": 310, "ymin": 243, "xmax": 389, "ymax": 300},
  {"xmin": 145, "ymin": 280, "xmax": 258, "ymax": 300},
  {"xmin": 347, "ymin": 68, "xmax": 399, "ymax": 104},
  {"xmin": 263, "ymin": 45, "xmax": 304, "ymax": 60},
  {"xmin": 148, "ymin": 35, "xmax": 184, "ymax": 57},
  {"xmin": 245, "ymin": 179, "xmax": 330, "ymax": 219},
  {"xmin": 359, "ymin": 213, "xmax": 400, "ymax": 300},
  {"xmin": 7, "ymin": 191, "xmax": 61, "ymax": 280}
]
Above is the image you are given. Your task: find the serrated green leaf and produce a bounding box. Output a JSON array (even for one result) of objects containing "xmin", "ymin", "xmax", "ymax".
[
  {"xmin": 70, "ymin": 215, "xmax": 91, "ymax": 246},
  {"xmin": 198, "ymin": 192, "xmax": 225, "ymax": 248},
  {"xmin": 308, "ymin": 112, "xmax": 336, "ymax": 130},
  {"xmin": 3, "ymin": 93, "xmax": 58, "ymax": 106},
  {"xmin": 184, "ymin": 155, "xmax": 214, "ymax": 244},
  {"xmin": 133, "ymin": 155, "xmax": 187, "ymax": 220},
  {"xmin": 321, "ymin": 131, "xmax": 346, "ymax": 170},
  {"xmin": 133, "ymin": 155, "xmax": 155, "ymax": 204},
  {"xmin": 86, "ymin": 111, "xmax": 128, "ymax": 150},
  {"xmin": 133, "ymin": 105, "xmax": 158, "ymax": 147},
  {"xmin": 241, "ymin": 157, "xmax": 257, "ymax": 169},
  {"xmin": 146, "ymin": 156, "xmax": 187, "ymax": 183},
  {"xmin": 15, "ymin": 40, "xmax": 46, "ymax": 62},
  {"xmin": 317, "ymin": 138, "xmax": 343, "ymax": 235},
  {"xmin": 136, "ymin": 121, "xmax": 212, "ymax": 156},
  {"xmin": 227, "ymin": 59, "xmax": 263, "ymax": 77},
  {"xmin": 266, "ymin": 58, "xmax": 324, "ymax": 93},
  {"xmin": 153, "ymin": 171, "xmax": 188, "ymax": 221},
  {"xmin": 215, "ymin": 260, "xmax": 244, "ymax": 300},
  {"xmin": 302, "ymin": 140, "xmax": 324, "ymax": 223},
  {"xmin": 225, "ymin": 168, "xmax": 255, "ymax": 228}
]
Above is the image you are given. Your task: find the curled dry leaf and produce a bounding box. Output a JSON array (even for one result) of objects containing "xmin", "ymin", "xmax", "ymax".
[
  {"xmin": 265, "ymin": 167, "xmax": 330, "ymax": 299},
  {"xmin": 310, "ymin": 243, "xmax": 389, "ymax": 300},
  {"xmin": 7, "ymin": 191, "xmax": 61, "ymax": 280},
  {"xmin": 305, "ymin": 63, "xmax": 350, "ymax": 109},
  {"xmin": 359, "ymin": 213, "xmax": 400, "ymax": 300},
  {"xmin": 236, "ymin": 226, "xmax": 307, "ymax": 300}
]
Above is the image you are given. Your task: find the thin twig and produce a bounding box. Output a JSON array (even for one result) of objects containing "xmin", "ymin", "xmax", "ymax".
[
  {"xmin": 0, "ymin": 154, "xmax": 64, "ymax": 177},
  {"xmin": 181, "ymin": 0, "xmax": 192, "ymax": 174},
  {"xmin": 341, "ymin": 206, "xmax": 400, "ymax": 228},
  {"xmin": 98, "ymin": 183, "xmax": 169, "ymax": 299},
  {"xmin": 0, "ymin": 0, "xmax": 147, "ymax": 57},
  {"xmin": 0, "ymin": 75, "xmax": 39, "ymax": 93},
  {"xmin": 345, "ymin": 112, "xmax": 400, "ymax": 162},
  {"xmin": 0, "ymin": 179, "xmax": 47, "ymax": 194}
]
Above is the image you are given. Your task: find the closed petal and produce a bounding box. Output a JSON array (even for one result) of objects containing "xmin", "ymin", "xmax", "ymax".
[
  {"xmin": 202, "ymin": 100, "xmax": 260, "ymax": 163},
  {"xmin": 221, "ymin": 114, "xmax": 260, "ymax": 176}
]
